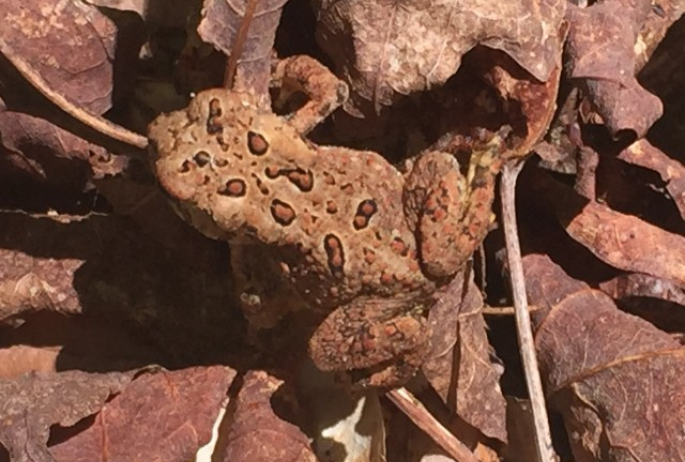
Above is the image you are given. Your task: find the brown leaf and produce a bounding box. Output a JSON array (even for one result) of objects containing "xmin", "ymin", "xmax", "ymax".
[
  {"xmin": 313, "ymin": 0, "xmax": 565, "ymax": 111},
  {"xmin": 537, "ymin": 173, "xmax": 685, "ymax": 287},
  {"xmin": 565, "ymin": 0, "xmax": 663, "ymax": 137},
  {"xmin": 600, "ymin": 272, "xmax": 685, "ymax": 307},
  {"xmin": 635, "ymin": 0, "xmax": 685, "ymax": 71},
  {"xmin": 49, "ymin": 366, "xmax": 235, "ymax": 462},
  {"xmin": 0, "ymin": 346, "xmax": 60, "ymax": 379},
  {"xmin": 198, "ymin": 0, "xmax": 288, "ymax": 98},
  {"xmin": 424, "ymin": 272, "xmax": 507, "ymax": 443},
  {"xmin": 221, "ymin": 371, "xmax": 316, "ymax": 462},
  {"xmin": 0, "ymin": 0, "xmax": 118, "ymax": 114},
  {"xmin": 482, "ymin": 52, "xmax": 563, "ymax": 159},
  {"xmin": 598, "ymin": 273, "xmax": 685, "ymax": 333},
  {"xmin": 617, "ymin": 139, "xmax": 685, "ymax": 221},
  {"xmin": 0, "ymin": 370, "xmax": 135, "ymax": 462},
  {"xmin": 0, "ymin": 211, "xmax": 241, "ymax": 363},
  {"xmin": 523, "ymin": 254, "xmax": 685, "ymax": 462},
  {"xmin": 0, "ymin": 112, "xmax": 128, "ymax": 188}
]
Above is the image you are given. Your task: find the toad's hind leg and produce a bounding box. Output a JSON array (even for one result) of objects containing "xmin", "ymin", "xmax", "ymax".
[{"xmin": 309, "ymin": 296, "xmax": 430, "ymax": 388}]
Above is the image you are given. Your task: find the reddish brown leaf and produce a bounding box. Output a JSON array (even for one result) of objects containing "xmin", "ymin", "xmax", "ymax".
[
  {"xmin": 424, "ymin": 272, "xmax": 507, "ymax": 443},
  {"xmin": 0, "ymin": 0, "xmax": 118, "ymax": 114},
  {"xmin": 483, "ymin": 54, "xmax": 563, "ymax": 159},
  {"xmin": 524, "ymin": 254, "xmax": 685, "ymax": 462},
  {"xmin": 313, "ymin": 0, "xmax": 566, "ymax": 111},
  {"xmin": 617, "ymin": 139, "xmax": 685, "ymax": 221},
  {"xmin": 49, "ymin": 367, "xmax": 235, "ymax": 462},
  {"xmin": 0, "ymin": 211, "xmax": 241, "ymax": 363},
  {"xmin": 0, "ymin": 370, "xmax": 135, "ymax": 462},
  {"xmin": 198, "ymin": 0, "xmax": 288, "ymax": 99},
  {"xmin": 538, "ymin": 173, "xmax": 685, "ymax": 287},
  {"xmin": 565, "ymin": 0, "xmax": 662, "ymax": 137},
  {"xmin": 0, "ymin": 346, "xmax": 60, "ymax": 379},
  {"xmin": 599, "ymin": 273, "xmax": 685, "ymax": 332},
  {"xmin": 0, "ymin": 112, "xmax": 128, "ymax": 188},
  {"xmin": 221, "ymin": 371, "xmax": 316, "ymax": 462}
]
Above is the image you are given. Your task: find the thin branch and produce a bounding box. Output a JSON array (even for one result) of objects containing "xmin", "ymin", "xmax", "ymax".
[
  {"xmin": 224, "ymin": 0, "xmax": 259, "ymax": 89},
  {"xmin": 386, "ymin": 388, "xmax": 481, "ymax": 462},
  {"xmin": 500, "ymin": 159, "xmax": 556, "ymax": 462},
  {"xmin": 0, "ymin": 39, "xmax": 148, "ymax": 149}
]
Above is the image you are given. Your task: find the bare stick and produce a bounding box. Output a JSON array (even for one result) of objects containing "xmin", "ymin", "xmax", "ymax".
[
  {"xmin": 0, "ymin": 39, "xmax": 148, "ymax": 149},
  {"xmin": 500, "ymin": 160, "xmax": 555, "ymax": 462},
  {"xmin": 223, "ymin": 0, "xmax": 258, "ymax": 89},
  {"xmin": 386, "ymin": 388, "xmax": 481, "ymax": 462}
]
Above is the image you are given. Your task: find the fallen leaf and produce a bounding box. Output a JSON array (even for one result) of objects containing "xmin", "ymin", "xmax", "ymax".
[
  {"xmin": 220, "ymin": 370, "xmax": 316, "ymax": 462},
  {"xmin": 0, "ymin": 211, "xmax": 242, "ymax": 364},
  {"xmin": 313, "ymin": 0, "xmax": 565, "ymax": 111},
  {"xmin": 523, "ymin": 254, "xmax": 685, "ymax": 462},
  {"xmin": 600, "ymin": 272, "xmax": 685, "ymax": 307},
  {"xmin": 0, "ymin": 112, "xmax": 128, "ymax": 189},
  {"xmin": 49, "ymin": 366, "xmax": 235, "ymax": 462},
  {"xmin": 565, "ymin": 0, "xmax": 663, "ymax": 137},
  {"xmin": 0, "ymin": 0, "xmax": 118, "ymax": 114},
  {"xmin": 424, "ymin": 272, "xmax": 507, "ymax": 443},
  {"xmin": 198, "ymin": 0, "xmax": 288, "ymax": 99},
  {"xmin": 536, "ymin": 172, "xmax": 685, "ymax": 287},
  {"xmin": 0, "ymin": 370, "xmax": 135, "ymax": 462},
  {"xmin": 616, "ymin": 139, "xmax": 685, "ymax": 221}
]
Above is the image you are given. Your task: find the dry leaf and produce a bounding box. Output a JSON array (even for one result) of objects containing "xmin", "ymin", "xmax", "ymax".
[
  {"xmin": 600, "ymin": 272, "xmax": 685, "ymax": 307},
  {"xmin": 220, "ymin": 371, "xmax": 316, "ymax": 462},
  {"xmin": 424, "ymin": 272, "xmax": 507, "ymax": 443},
  {"xmin": 616, "ymin": 139, "xmax": 685, "ymax": 221},
  {"xmin": 536, "ymin": 173, "xmax": 685, "ymax": 287},
  {"xmin": 49, "ymin": 367, "xmax": 235, "ymax": 462},
  {"xmin": 0, "ymin": 0, "xmax": 118, "ymax": 114},
  {"xmin": 0, "ymin": 370, "xmax": 136, "ymax": 462},
  {"xmin": 564, "ymin": 0, "xmax": 663, "ymax": 137},
  {"xmin": 523, "ymin": 254, "xmax": 685, "ymax": 462},
  {"xmin": 0, "ymin": 112, "xmax": 128, "ymax": 188},
  {"xmin": 198, "ymin": 0, "xmax": 288, "ymax": 98},
  {"xmin": 0, "ymin": 211, "xmax": 241, "ymax": 364},
  {"xmin": 313, "ymin": 0, "xmax": 565, "ymax": 111}
]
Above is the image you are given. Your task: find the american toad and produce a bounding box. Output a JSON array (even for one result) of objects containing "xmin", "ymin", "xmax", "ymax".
[{"xmin": 148, "ymin": 56, "xmax": 504, "ymax": 388}]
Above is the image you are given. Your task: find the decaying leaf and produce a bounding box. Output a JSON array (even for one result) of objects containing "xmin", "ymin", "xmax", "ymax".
[
  {"xmin": 564, "ymin": 0, "xmax": 663, "ymax": 137},
  {"xmin": 313, "ymin": 0, "xmax": 565, "ymax": 111},
  {"xmin": 537, "ymin": 173, "xmax": 685, "ymax": 287},
  {"xmin": 0, "ymin": 211, "xmax": 241, "ymax": 364},
  {"xmin": 0, "ymin": 112, "xmax": 128, "ymax": 189},
  {"xmin": 523, "ymin": 254, "xmax": 685, "ymax": 462},
  {"xmin": 600, "ymin": 272, "xmax": 685, "ymax": 307},
  {"xmin": 0, "ymin": 0, "xmax": 117, "ymax": 114},
  {"xmin": 49, "ymin": 367, "xmax": 235, "ymax": 462},
  {"xmin": 0, "ymin": 370, "xmax": 136, "ymax": 462},
  {"xmin": 220, "ymin": 371, "xmax": 316, "ymax": 462},
  {"xmin": 617, "ymin": 138, "xmax": 685, "ymax": 220},
  {"xmin": 198, "ymin": 0, "xmax": 288, "ymax": 98},
  {"xmin": 424, "ymin": 272, "xmax": 507, "ymax": 443}
]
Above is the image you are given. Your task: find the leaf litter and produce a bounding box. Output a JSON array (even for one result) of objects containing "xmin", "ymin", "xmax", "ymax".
[{"xmin": 0, "ymin": 0, "xmax": 684, "ymax": 461}]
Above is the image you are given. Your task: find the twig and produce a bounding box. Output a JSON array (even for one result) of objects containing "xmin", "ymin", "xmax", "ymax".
[
  {"xmin": 386, "ymin": 388, "xmax": 481, "ymax": 462},
  {"xmin": 500, "ymin": 159, "xmax": 556, "ymax": 462},
  {"xmin": 223, "ymin": 0, "xmax": 258, "ymax": 89},
  {"xmin": 0, "ymin": 39, "xmax": 149, "ymax": 149}
]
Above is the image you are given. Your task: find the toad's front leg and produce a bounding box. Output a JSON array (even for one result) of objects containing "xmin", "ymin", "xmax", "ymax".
[
  {"xmin": 272, "ymin": 55, "xmax": 349, "ymax": 135},
  {"xmin": 308, "ymin": 296, "xmax": 430, "ymax": 388},
  {"xmin": 403, "ymin": 131, "xmax": 506, "ymax": 279}
]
